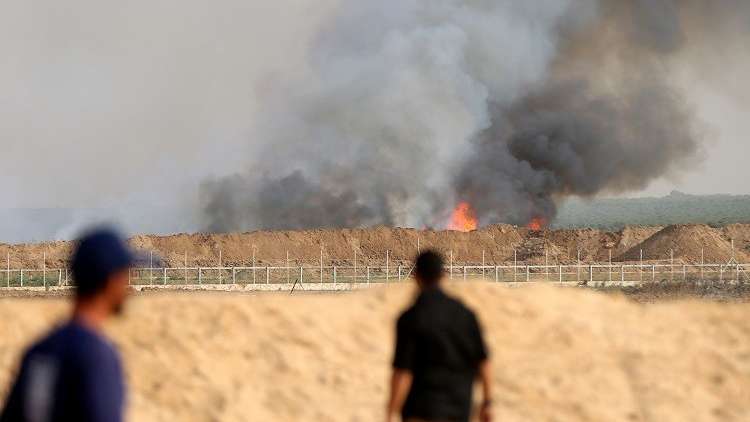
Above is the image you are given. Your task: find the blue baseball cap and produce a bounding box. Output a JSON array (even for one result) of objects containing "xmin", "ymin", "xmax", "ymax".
[{"xmin": 70, "ymin": 227, "xmax": 134, "ymax": 296}]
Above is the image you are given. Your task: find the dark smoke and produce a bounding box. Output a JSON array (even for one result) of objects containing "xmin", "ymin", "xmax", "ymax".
[
  {"xmin": 455, "ymin": 0, "xmax": 745, "ymax": 225},
  {"xmin": 202, "ymin": 0, "xmax": 747, "ymax": 232},
  {"xmin": 457, "ymin": 78, "xmax": 700, "ymax": 225},
  {"xmin": 202, "ymin": 171, "xmax": 392, "ymax": 231}
]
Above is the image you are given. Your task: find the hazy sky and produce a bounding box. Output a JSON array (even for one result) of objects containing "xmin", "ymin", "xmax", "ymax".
[
  {"xmin": 641, "ymin": 31, "xmax": 750, "ymax": 197},
  {"xmin": 1, "ymin": 0, "xmax": 338, "ymax": 209},
  {"xmin": 641, "ymin": 73, "xmax": 749, "ymax": 197},
  {"xmin": 0, "ymin": 0, "xmax": 748, "ymax": 240}
]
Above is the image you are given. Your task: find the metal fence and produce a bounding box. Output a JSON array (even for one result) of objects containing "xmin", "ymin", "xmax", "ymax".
[{"xmin": 1, "ymin": 262, "xmax": 748, "ymax": 289}]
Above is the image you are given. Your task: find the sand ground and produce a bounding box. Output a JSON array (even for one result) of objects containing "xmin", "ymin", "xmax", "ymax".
[{"xmin": 0, "ymin": 283, "xmax": 748, "ymax": 421}]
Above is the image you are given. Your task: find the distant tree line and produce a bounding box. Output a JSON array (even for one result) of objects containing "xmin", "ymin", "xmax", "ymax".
[{"xmin": 554, "ymin": 191, "xmax": 750, "ymax": 229}]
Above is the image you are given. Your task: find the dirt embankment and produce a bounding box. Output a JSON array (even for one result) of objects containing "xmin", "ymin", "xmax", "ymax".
[
  {"xmin": 0, "ymin": 284, "xmax": 748, "ymax": 422},
  {"xmin": 1, "ymin": 224, "xmax": 747, "ymax": 269}
]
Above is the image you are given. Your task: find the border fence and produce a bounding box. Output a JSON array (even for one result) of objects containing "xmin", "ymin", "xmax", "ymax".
[{"xmin": 1, "ymin": 262, "xmax": 748, "ymax": 290}]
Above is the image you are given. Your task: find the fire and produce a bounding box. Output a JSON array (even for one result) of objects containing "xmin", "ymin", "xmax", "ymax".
[
  {"xmin": 527, "ymin": 217, "xmax": 547, "ymax": 231},
  {"xmin": 448, "ymin": 202, "xmax": 478, "ymax": 232}
]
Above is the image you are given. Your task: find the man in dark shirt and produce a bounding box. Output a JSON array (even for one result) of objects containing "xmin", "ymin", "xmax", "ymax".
[
  {"xmin": 1, "ymin": 227, "xmax": 134, "ymax": 422},
  {"xmin": 387, "ymin": 250, "xmax": 492, "ymax": 422}
]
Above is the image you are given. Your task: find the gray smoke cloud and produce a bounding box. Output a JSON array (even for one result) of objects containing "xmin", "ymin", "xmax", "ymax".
[{"xmin": 202, "ymin": 0, "xmax": 748, "ymax": 231}]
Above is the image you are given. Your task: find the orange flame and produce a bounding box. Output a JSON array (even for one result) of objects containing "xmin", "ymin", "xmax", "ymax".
[
  {"xmin": 448, "ymin": 202, "xmax": 478, "ymax": 232},
  {"xmin": 527, "ymin": 217, "xmax": 547, "ymax": 231}
]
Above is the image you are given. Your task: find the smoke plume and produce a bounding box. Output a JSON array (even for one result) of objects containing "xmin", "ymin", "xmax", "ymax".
[{"xmin": 202, "ymin": 0, "xmax": 747, "ymax": 231}]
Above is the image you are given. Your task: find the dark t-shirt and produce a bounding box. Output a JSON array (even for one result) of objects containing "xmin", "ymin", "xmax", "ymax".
[
  {"xmin": 0, "ymin": 321, "xmax": 125, "ymax": 422},
  {"xmin": 393, "ymin": 288, "xmax": 488, "ymax": 422}
]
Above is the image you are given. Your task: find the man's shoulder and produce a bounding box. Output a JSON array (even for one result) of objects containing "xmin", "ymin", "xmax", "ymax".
[
  {"xmin": 26, "ymin": 323, "xmax": 119, "ymax": 365},
  {"xmin": 397, "ymin": 305, "xmax": 418, "ymax": 324},
  {"xmin": 401, "ymin": 290, "xmax": 477, "ymax": 325},
  {"xmin": 439, "ymin": 291, "xmax": 477, "ymax": 317}
]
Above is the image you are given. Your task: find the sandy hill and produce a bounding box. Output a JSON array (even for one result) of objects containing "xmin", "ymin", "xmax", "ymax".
[
  {"xmin": 1, "ymin": 224, "xmax": 748, "ymax": 269},
  {"xmin": 723, "ymin": 224, "xmax": 750, "ymax": 254},
  {"xmin": 618, "ymin": 224, "xmax": 747, "ymax": 263},
  {"xmin": 0, "ymin": 284, "xmax": 748, "ymax": 421}
]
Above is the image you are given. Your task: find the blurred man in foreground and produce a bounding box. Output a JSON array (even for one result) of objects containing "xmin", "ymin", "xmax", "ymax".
[
  {"xmin": 1, "ymin": 227, "xmax": 134, "ymax": 422},
  {"xmin": 387, "ymin": 250, "xmax": 492, "ymax": 422}
]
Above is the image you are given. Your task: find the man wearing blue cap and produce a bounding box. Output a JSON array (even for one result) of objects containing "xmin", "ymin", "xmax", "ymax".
[{"xmin": 1, "ymin": 227, "xmax": 134, "ymax": 422}]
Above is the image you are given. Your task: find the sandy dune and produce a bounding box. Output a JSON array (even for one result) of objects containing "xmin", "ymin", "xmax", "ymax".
[
  {"xmin": 0, "ymin": 284, "xmax": 748, "ymax": 421},
  {"xmin": 6, "ymin": 223, "xmax": 750, "ymax": 270}
]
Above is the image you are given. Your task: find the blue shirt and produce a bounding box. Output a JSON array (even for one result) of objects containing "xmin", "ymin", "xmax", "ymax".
[{"xmin": 1, "ymin": 321, "xmax": 124, "ymax": 422}]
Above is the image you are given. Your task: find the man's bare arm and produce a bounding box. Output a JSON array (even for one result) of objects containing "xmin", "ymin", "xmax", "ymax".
[
  {"xmin": 478, "ymin": 360, "xmax": 493, "ymax": 422},
  {"xmin": 386, "ymin": 369, "xmax": 413, "ymax": 422}
]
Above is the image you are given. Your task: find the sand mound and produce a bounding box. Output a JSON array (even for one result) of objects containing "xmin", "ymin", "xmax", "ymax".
[
  {"xmin": 545, "ymin": 226, "xmax": 662, "ymax": 263},
  {"xmin": 618, "ymin": 224, "xmax": 747, "ymax": 263},
  {"xmin": 723, "ymin": 224, "xmax": 750, "ymax": 255},
  {"xmin": 1, "ymin": 224, "xmax": 747, "ymax": 270},
  {"xmin": 1, "ymin": 285, "xmax": 748, "ymax": 421}
]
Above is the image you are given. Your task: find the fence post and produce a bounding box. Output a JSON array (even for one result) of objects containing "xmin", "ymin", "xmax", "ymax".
[
  {"xmin": 559, "ymin": 265, "xmax": 563, "ymax": 283},
  {"xmin": 589, "ymin": 265, "xmax": 593, "ymax": 284},
  {"xmin": 198, "ymin": 268, "xmax": 202, "ymax": 285},
  {"xmin": 149, "ymin": 251, "xmax": 153, "ymax": 285},
  {"xmin": 463, "ymin": 266, "xmax": 466, "ymax": 281},
  {"xmin": 386, "ymin": 250, "xmax": 390, "ymax": 283},
  {"xmin": 398, "ymin": 265, "xmax": 402, "ymax": 281},
  {"xmin": 20, "ymin": 270, "xmax": 23, "ymax": 287},
  {"xmin": 450, "ymin": 250, "xmax": 454, "ymax": 280},
  {"xmin": 333, "ymin": 266, "xmax": 337, "ymax": 286},
  {"xmin": 736, "ymin": 263, "xmax": 740, "ymax": 282},
  {"xmin": 163, "ymin": 268, "xmax": 167, "ymax": 285},
  {"xmin": 495, "ymin": 266, "xmax": 499, "ymax": 283},
  {"xmin": 57, "ymin": 270, "xmax": 61, "ymax": 287},
  {"xmin": 232, "ymin": 268, "xmax": 236, "ymax": 284},
  {"xmin": 652, "ymin": 265, "xmax": 655, "ymax": 282},
  {"xmin": 526, "ymin": 266, "xmax": 530, "ymax": 282},
  {"xmin": 621, "ymin": 265, "xmax": 625, "ymax": 284},
  {"xmin": 367, "ymin": 266, "xmax": 370, "ymax": 285},
  {"xmin": 299, "ymin": 266, "xmax": 303, "ymax": 284},
  {"xmin": 482, "ymin": 250, "xmax": 485, "ymax": 279},
  {"xmin": 640, "ymin": 249, "xmax": 643, "ymax": 283},
  {"xmin": 252, "ymin": 246, "xmax": 257, "ymax": 285},
  {"xmin": 266, "ymin": 266, "xmax": 270, "ymax": 284},
  {"xmin": 669, "ymin": 249, "xmax": 674, "ymax": 283}
]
